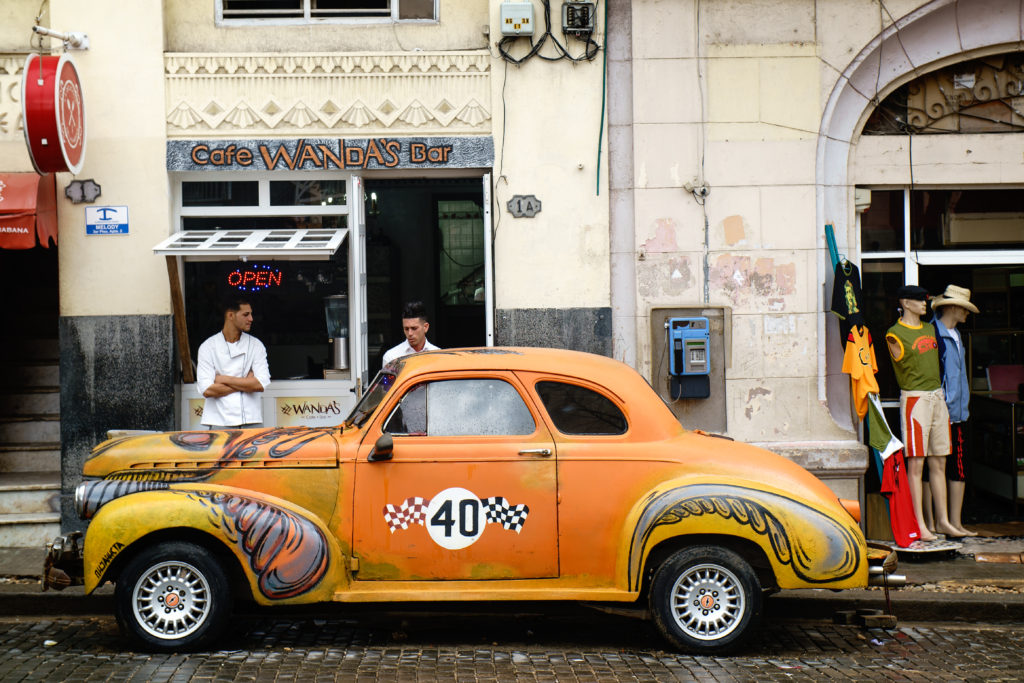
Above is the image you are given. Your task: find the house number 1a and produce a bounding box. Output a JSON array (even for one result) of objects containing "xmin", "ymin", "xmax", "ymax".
[{"xmin": 507, "ymin": 194, "xmax": 542, "ymax": 218}]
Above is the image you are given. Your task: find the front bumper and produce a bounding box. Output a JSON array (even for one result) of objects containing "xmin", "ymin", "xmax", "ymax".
[{"xmin": 42, "ymin": 532, "xmax": 85, "ymax": 591}]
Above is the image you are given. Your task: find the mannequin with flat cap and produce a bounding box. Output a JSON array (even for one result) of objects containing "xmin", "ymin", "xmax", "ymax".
[{"xmin": 886, "ymin": 285, "xmax": 959, "ymax": 542}]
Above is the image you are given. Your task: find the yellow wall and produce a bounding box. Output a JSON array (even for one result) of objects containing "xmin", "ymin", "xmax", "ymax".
[
  {"xmin": 488, "ymin": 2, "xmax": 610, "ymax": 309},
  {"xmin": 45, "ymin": 0, "xmax": 172, "ymax": 316}
]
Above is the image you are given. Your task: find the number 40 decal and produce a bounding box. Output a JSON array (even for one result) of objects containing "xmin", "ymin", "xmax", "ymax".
[
  {"xmin": 427, "ymin": 488, "xmax": 486, "ymax": 549},
  {"xmin": 383, "ymin": 487, "xmax": 531, "ymax": 550}
]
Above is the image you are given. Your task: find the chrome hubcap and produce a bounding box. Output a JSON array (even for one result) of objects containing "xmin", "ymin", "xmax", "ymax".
[
  {"xmin": 131, "ymin": 560, "xmax": 211, "ymax": 640},
  {"xmin": 670, "ymin": 563, "xmax": 745, "ymax": 641}
]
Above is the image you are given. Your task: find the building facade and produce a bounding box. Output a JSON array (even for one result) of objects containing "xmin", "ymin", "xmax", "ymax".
[{"xmin": 0, "ymin": 0, "xmax": 1021, "ymax": 545}]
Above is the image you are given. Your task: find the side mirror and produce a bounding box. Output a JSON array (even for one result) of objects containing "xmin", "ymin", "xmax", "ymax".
[{"xmin": 367, "ymin": 433, "xmax": 393, "ymax": 462}]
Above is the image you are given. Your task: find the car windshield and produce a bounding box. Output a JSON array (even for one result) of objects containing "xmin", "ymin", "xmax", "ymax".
[{"xmin": 344, "ymin": 371, "xmax": 397, "ymax": 428}]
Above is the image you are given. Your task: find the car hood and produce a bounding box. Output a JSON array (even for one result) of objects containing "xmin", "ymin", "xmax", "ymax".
[{"xmin": 83, "ymin": 426, "xmax": 342, "ymax": 477}]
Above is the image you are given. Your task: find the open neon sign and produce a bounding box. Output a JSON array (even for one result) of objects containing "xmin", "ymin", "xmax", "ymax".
[{"xmin": 227, "ymin": 264, "xmax": 283, "ymax": 291}]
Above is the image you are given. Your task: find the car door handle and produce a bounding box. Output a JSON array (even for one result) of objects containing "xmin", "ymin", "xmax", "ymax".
[{"xmin": 518, "ymin": 448, "xmax": 552, "ymax": 457}]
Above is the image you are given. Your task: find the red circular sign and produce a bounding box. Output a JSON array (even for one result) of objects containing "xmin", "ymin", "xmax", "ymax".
[{"xmin": 22, "ymin": 53, "xmax": 86, "ymax": 174}]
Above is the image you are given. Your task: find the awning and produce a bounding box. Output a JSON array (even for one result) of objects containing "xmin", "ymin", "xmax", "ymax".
[
  {"xmin": 0, "ymin": 173, "xmax": 57, "ymax": 250},
  {"xmin": 152, "ymin": 228, "xmax": 347, "ymax": 260}
]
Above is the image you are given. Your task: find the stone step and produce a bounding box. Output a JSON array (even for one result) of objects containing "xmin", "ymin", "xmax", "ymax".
[
  {"xmin": 0, "ymin": 416, "xmax": 60, "ymax": 444},
  {"xmin": 0, "ymin": 513, "xmax": 61, "ymax": 548},
  {"xmin": 0, "ymin": 472, "xmax": 60, "ymax": 515},
  {"xmin": 0, "ymin": 362, "xmax": 59, "ymax": 389},
  {"xmin": 0, "ymin": 387, "xmax": 60, "ymax": 416},
  {"xmin": 0, "ymin": 443, "xmax": 61, "ymax": 473},
  {"xmin": 0, "ymin": 338, "xmax": 59, "ymax": 362}
]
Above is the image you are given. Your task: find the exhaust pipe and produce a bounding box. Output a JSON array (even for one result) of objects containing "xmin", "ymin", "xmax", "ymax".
[{"xmin": 868, "ymin": 567, "xmax": 906, "ymax": 587}]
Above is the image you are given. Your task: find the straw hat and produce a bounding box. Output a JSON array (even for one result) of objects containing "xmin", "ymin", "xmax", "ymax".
[{"xmin": 931, "ymin": 284, "xmax": 979, "ymax": 314}]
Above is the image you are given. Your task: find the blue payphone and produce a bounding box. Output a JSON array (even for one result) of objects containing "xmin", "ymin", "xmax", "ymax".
[{"xmin": 667, "ymin": 317, "xmax": 710, "ymax": 399}]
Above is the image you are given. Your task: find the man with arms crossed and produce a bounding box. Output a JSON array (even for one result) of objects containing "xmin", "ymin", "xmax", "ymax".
[{"xmin": 197, "ymin": 297, "xmax": 271, "ymax": 429}]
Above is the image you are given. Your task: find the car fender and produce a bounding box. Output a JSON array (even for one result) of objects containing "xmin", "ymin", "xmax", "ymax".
[
  {"xmin": 622, "ymin": 481, "xmax": 867, "ymax": 591},
  {"xmin": 83, "ymin": 484, "xmax": 346, "ymax": 604}
]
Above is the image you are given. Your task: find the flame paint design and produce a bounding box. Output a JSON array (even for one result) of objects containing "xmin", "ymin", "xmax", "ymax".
[
  {"xmin": 183, "ymin": 490, "xmax": 329, "ymax": 599},
  {"xmin": 628, "ymin": 484, "xmax": 861, "ymax": 590}
]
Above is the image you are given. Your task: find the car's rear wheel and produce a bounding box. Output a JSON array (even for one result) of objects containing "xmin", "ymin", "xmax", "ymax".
[
  {"xmin": 650, "ymin": 545, "xmax": 761, "ymax": 653},
  {"xmin": 114, "ymin": 541, "xmax": 231, "ymax": 652}
]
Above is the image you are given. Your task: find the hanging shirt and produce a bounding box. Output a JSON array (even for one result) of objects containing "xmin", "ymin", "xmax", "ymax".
[
  {"xmin": 867, "ymin": 394, "xmax": 918, "ymax": 547},
  {"xmin": 880, "ymin": 449, "xmax": 921, "ymax": 547},
  {"xmin": 830, "ymin": 260, "xmax": 866, "ymax": 346},
  {"xmin": 841, "ymin": 326, "xmax": 879, "ymax": 419}
]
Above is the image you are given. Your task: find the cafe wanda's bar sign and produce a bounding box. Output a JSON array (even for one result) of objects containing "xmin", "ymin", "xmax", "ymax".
[
  {"xmin": 167, "ymin": 137, "xmax": 494, "ymax": 172},
  {"xmin": 22, "ymin": 53, "xmax": 86, "ymax": 174}
]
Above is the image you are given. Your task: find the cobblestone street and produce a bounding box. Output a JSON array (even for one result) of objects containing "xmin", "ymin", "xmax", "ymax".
[{"xmin": 1, "ymin": 610, "xmax": 1022, "ymax": 681}]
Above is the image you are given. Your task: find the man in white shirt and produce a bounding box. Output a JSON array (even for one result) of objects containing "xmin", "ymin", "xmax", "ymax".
[
  {"xmin": 196, "ymin": 297, "xmax": 271, "ymax": 429},
  {"xmin": 382, "ymin": 300, "xmax": 440, "ymax": 366}
]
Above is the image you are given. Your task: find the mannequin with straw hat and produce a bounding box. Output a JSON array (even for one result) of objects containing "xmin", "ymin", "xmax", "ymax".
[{"xmin": 931, "ymin": 284, "xmax": 979, "ymax": 538}]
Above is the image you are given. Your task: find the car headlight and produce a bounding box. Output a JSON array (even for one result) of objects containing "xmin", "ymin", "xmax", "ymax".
[{"xmin": 74, "ymin": 480, "xmax": 93, "ymax": 520}]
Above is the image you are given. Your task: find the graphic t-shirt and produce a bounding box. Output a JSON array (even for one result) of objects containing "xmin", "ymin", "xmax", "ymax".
[
  {"xmin": 885, "ymin": 320, "xmax": 941, "ymax": 391},
  {"xmin": 830, "ymin": 261, "xmax": 865, "ymax": 345},
  {"xmin": 841, "ymin": 326, "xmax": 879, "ymax": 419}
]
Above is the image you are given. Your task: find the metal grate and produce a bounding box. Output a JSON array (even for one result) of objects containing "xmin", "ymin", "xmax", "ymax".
[{"xmin": 153, "ymin": 228, "xmax": 347, "ymax": 260}]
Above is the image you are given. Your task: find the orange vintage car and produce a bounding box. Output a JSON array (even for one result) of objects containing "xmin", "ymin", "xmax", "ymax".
[{"xmin": 44, "ymin": 348, "xmax": 893, "ymax": 653}]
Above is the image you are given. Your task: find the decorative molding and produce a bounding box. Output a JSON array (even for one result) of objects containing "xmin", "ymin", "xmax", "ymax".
[
  {"xmin": 165, "ymin": 52, "xmax": 492, "ymax": 137},
  {"xmin": 0, "ymin": 56, "xmax": 24, "ymax": 140}
]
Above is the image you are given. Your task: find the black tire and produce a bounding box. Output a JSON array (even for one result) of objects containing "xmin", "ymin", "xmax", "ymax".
[
  {"xmin": 114, "ymin": 541, "xmax": 232, "ymax": 652},
  {"xmin": 649, "ymin": 545, "xmax": 762, "ymax": 654}
]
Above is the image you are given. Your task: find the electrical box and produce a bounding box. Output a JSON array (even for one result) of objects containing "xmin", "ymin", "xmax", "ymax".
[
  {"xmin": 562, "ymin": 1, "xmax": 595, "ymax": 35},
  {"xmin": 501, "ymin": 2, "xmax": 535, "ymax": 36},
  {"xmin": 668, "ymin": 317, "xmax": 711, "ymax": 399}
]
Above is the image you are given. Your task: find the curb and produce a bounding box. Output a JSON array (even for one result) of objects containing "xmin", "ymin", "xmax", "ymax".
[
  {"xmin": 2, "ymin": 586, "xmax": 1024, "ymax": 623},
  {"xmin": 766, "ymin": 589, "xmax": 1024, "ymax": 623}
]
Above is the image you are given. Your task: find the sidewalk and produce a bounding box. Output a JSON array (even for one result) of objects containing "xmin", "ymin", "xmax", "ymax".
[{"xmin": 2, "ymin": 535, "xmax": 1023, "ymax": 622}]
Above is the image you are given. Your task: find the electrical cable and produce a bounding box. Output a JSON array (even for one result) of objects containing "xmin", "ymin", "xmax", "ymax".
[
  {"xmin": 497, "ymin": 0, "xmax": 600, "ymax": 64},
  {"xmin": 595, "ymin": 0, "xmax": 607, "ymax": 195}
]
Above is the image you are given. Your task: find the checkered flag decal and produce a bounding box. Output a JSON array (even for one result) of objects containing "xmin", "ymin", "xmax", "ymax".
[
  {"xmin": 482, "ymin": 497, "xmax": 530, "ymax": 533},
  {"xmin": 383, "ymin": 497, "xmax": 428, "ymax": 533}
]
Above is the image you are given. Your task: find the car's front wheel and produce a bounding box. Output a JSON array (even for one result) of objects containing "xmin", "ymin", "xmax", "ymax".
[
  {"xmin": 114, "ymin": 541, "xmax": 231, "ymax": 652},
  {"xmin": 649, "ymin": 545, "xmax": 762, "ymax": 653}
]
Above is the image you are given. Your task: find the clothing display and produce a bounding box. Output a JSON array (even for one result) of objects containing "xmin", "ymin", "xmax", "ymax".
[
  {"xmin": 829, "ymin": 260, "xmax": 866, "ymax": 345},
  {"xmin": 841, "ymin": 326, "xmax": 879, "ymax": 419},
  {"xmin": 880, "ymin": 448, "xmax": 922, "ymax": 547},
  {"xmin": 900, "ymin": 388, "xmax": 952, "ymax": 458},
  {"xmin": 886, "ymin": 320, "xmax": 941, "ymax": 391},
  {"xmin": 867, "ymin": 394, "xmax": 919, "ymax": 547},
  {"xmin": 934, "ymin": 317, "xmax": 970, "ymax": 422}
]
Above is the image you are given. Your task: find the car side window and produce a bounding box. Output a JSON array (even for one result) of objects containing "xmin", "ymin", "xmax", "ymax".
[
  {"xmin": 383, "ymin": 383, "xmax": 427, "ymax": 435},
  {"xmin": 384, "ymin": 378, "xmax": 536, "ymax": 437},
  {"xmin": 535, "ymin": 381, "xmax": 628, "ymax": 435}
]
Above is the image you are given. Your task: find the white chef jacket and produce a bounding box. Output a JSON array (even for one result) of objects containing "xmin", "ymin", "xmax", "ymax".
[
  {"xmin": 196, "ymin": 331, "xmax": 271, "ymax": 427},
  {"xmin": 382, "ymin": 339, "xmax": 439, "ymax": 366}
]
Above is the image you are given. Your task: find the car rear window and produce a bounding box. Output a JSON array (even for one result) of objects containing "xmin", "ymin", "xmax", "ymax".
[
  {"xmin": 384, "ymin": 378, "xmax": 536, "ymax": 436},
  {"xmin": 535, "ymin": 381, "xmax": 627, "ymax": 435}
]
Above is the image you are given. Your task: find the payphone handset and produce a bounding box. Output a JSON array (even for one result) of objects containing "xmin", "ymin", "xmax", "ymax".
[{"xmin": 668, "ymin": 317, "xmax": 710, "ymax": 377}]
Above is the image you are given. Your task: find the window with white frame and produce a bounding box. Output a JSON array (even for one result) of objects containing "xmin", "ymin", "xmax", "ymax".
[
  {"xmin": 857, "ymin": 187, "xmax": 1024, "ymax": 401},
  {"xmin": 161, "ymin": 175, "xmax": 353, "ymax": 382},
  {"xmin": 218, "ymin": 0, "xmax": 435, "ymax": 22}
]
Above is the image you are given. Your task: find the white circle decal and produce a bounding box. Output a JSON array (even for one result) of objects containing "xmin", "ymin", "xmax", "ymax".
[{"xmin": 425, "ymin": 487, "xmax": 486, "ymax": 550}]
